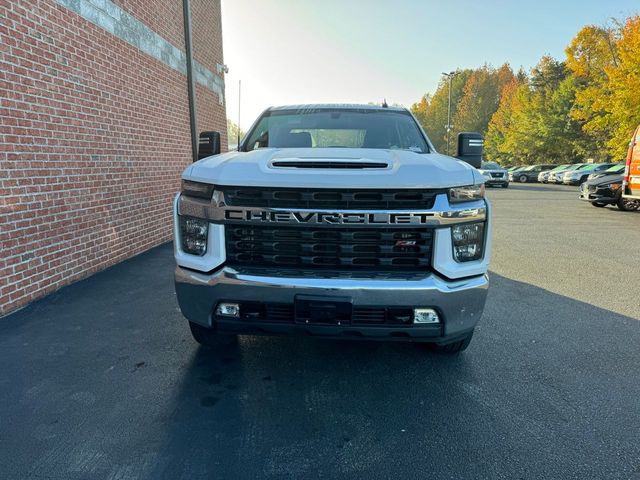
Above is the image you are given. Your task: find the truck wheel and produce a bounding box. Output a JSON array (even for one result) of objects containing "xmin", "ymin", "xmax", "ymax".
[
  {"xmin": 518, "ymin": 175, "xmax": 527, "ymax": 183},
  {"xmin": 189, "ymin": 322, "xmax": 237, "ymax": 347},
  {"xmin": 428, "ymin": 330, "xmax": 474, "ymax": 354},
  {"xmin": 591, "ymin": 202, "xmax": 606, "ymax": 208},
  {"xmin": 617, "ymin": 197, "xmax": 640, "ymax": 211},
  {"xmin": 502, "ymin": 183, "xmax": 509, "ymax": 188}
]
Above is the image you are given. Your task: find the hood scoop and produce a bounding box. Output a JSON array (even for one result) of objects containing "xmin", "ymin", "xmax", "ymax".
[{"xmin": 271, "ymin": 159, "xmax": 389, "ymax": 169}]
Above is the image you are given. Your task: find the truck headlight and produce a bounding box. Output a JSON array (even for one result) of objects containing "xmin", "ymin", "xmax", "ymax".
[
  {"xmin": 449, "ymin": 184, "xmax": 485, "ymax": 203},
  {"xmin": 451, "ymin": 222, "xmax": 485, "ymax": 262},
  {"xmin": 181, "ymin": 180, "xmax": 215, "ymax": 199},
  {"xmin": 180, "ymin": 216, "xmax": 208, "ymax": 256}
]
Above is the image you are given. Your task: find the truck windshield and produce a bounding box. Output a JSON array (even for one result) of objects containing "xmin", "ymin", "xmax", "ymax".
[{"xmin": 242, "ymin": 109, "xmax": 430, "ymax": 153}]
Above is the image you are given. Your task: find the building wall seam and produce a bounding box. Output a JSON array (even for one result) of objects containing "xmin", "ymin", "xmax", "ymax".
[{"xmin": 54, "ymin": 0, "xmax": 225, "ymax": 104}]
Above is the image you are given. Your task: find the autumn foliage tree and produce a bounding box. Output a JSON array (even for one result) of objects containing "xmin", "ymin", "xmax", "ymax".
[
  {"xmin": 454, "ymin": 64, "xmax": 515, "ymax": 135},
  {"xmin": 604, "ymin": 16, "xmax": 640, "ymax": 159},
  {"xmin": 411, "ymin": 66, "xmax": 511, "ymax": 153},
  {"xmin": 411, "ymin": 69, "xmax": 472, "ymax": 152},
  {"xmin": 412, "ymin": 14, "xmax": 640, "ymax": 165},
  {"xmin": 484, "ymin": 77, "xmax": 528, "ymax": 162}
]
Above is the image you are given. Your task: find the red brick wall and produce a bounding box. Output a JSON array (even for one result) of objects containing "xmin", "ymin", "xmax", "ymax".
[
  {"xmin": 0, "ymin": 0, "xmax": 227, "ymax": 315},
  {"xmin": 112, "ymin": 0, "xmax": 185, "ymax": 48},
  {"xmin": 192, "ymin": 0, "xmax": 225, "ymax": 75},
  {"xmin": 192, "ymin": 0, "xmax": 227, "ymax": 145}
]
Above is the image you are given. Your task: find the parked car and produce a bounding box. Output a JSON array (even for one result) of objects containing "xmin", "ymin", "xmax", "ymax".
[
  {"xmin": 508, "ymin": 166, "xmax": 528, "ymax": 181},
  {"xmin": 510, "ymin": 164, "xmax": 555, "ymax": 183},
  {"xmin": 586, "ymin": 163, "xmax": 625, "ymax": 181},
  {"xmin": 622, "ymin": 124, "xmax": 640, "ymax": 203},
  {"xmin": 548, "ymin": 163, "xmax": 586, "ymax": 184},
  {"xmin": 538, "ymin": 164, "xmax": 570, "ymax": 183},
  {"xmin": 562, "ymin": 163, "xmax": 617, "ymax": 185},
  {"xmin": 506, "ymin": 166, "xmax": 526, "ymax": 176},
  {"xmin": 478, "ymin": 161, "xmax": 509, "ymax": 188},
  {"xmin": 579, "ymin": 173, "xmax": 639, "ymax": 211}
]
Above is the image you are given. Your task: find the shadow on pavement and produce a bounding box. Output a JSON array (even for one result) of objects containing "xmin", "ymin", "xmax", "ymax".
[{"xmin": 1, "ymin": 244, "xmax": 638, "ymax": 479}]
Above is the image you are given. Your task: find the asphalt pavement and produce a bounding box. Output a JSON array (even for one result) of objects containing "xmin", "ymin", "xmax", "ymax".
[{"xmin": 1, "ymin": 183, "xmax": 639, "ymax": 479}]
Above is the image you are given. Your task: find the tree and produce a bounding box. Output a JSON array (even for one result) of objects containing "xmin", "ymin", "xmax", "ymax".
[
  {"xmin": 486, "ymin": 56, "xmax": 594, "ymax": 164},
  {"xmin": 410, "ymin": 94, "xmax": 430, "ymax": 128},
  {"xmin": 485, "ymin": 77, "xmax": 525, "ymax": 164},
  {"xmin": 411, "ymin": 69, "xmax": 472, "ymax": 152},
  {"xmin": 412, "ymin": 14, "xmax": 640, "ymax": 164},
  {"xmin": 227, "ymin": 119, "xmax": 245, "ymax": 147},
  {"xmin": 485, "ymin": 57, "xmax": 572, "ymax": 164},
  {"xmin": 495, "ymin": 81, "xmax": 536, "ymax": 164},
  {"xmin": 565, "ymin": 25, "xmax": 619, "ymax": 158},
  {"xmin": 454, "ymin": 64, "xmax": 514, "ymax": 137},
  {"xmin": 603, "ymin": 16, "xmax": 640, "ymax": 159},
  {"xmin": 526, "ymin": 57, "xmax": 571, "ymax": 162},
  {"xmin": 541, "ymin": 76, "xmax": 592, "ymax": 162}
]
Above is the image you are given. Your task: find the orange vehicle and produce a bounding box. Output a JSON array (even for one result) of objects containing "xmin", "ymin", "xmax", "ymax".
[{"xmin": 622, "ymin": 124, "xmax": 640, "ymax": 201}]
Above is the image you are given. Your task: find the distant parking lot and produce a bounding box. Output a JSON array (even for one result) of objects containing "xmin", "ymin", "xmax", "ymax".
[{"xmin": 1, "ymin": 184, "xmax": 639, "ymax": 479}]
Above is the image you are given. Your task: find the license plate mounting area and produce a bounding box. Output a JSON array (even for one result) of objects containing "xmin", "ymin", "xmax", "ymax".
[{"xmin": 294, "ymin": 295, "xmax": 352, "ymax": 325}]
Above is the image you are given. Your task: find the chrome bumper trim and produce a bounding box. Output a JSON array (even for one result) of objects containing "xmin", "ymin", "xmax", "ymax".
[
  {"xmin": 178, "ymin": 193, "xmax": 486, "ymax": 227},
  {"xmin": 175, "ymin": 266, "xmax": 489, "ymax": 337}
]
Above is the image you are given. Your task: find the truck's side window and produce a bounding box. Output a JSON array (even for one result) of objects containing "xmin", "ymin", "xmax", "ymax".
[{"xmin": 252, "ymin": 130, "xmax": 269, "ymax": 149}]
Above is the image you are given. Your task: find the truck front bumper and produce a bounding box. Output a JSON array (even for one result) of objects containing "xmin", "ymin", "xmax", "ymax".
[{"xmin": 175, "ymin": 266, "xmax": 489, "ymax": 344}]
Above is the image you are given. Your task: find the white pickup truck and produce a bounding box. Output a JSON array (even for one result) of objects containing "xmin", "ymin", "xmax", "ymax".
[{"xmin": 174, "ymin": 104, "xmax": 491, "ymax": 353}]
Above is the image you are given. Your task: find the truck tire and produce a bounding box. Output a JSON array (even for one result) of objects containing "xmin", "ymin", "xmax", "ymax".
[
  {"xmin": 428, "ymin": 330, "xmax": 474, "ymax": 354},
  {"xmin": 591, "ymin": 202, "xmax": 606, "ymax": 208},
  {"xmin": 188, "ymin": 322, "xmax": 237, "ymax": 347},
  {"xmin": 518, "ymin": 175, "xmax": 527, "ymax": 183},
  {"xmin": 502, "ymin": 183, "xmax": 509, "ymax": 188}
]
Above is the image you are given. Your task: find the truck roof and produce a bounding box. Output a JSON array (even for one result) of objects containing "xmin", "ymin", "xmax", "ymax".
[{"xmin": 268, "ymin": 103, "xmax": 408, "ymax": 113}]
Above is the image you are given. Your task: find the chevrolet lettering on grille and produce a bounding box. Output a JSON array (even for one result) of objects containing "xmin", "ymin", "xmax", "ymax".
[
  {"xmin": 224, "ymin": 209, "xmax": 439, "ymax": 225},
  {"xmin": 177, "ymin": 195, "xmax": 486, "ymax": 227}
]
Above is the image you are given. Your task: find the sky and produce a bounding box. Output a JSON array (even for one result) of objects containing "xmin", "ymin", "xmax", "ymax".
[{"xmin": 220, "ymin": 0, "xmax": 638, "ymax": 131}]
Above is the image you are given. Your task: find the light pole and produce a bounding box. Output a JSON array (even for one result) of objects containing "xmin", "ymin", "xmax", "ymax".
[{"xmin": 442, "ymin": 71, "xmax": 456, "ymax": 156}]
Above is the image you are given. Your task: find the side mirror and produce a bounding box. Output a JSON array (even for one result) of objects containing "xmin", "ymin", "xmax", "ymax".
[
  {"xmin": 456, "ymin": 132, "xmax": 484, "ymax": 168},
  {"xmin": 197, "ymin": 131, "xmax": 221, "ymax": 160}
]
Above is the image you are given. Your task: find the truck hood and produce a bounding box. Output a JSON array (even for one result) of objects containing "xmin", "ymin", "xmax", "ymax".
[{"xmin": 183, "ymin": 148, "xmax": 482, "ymax": 189}]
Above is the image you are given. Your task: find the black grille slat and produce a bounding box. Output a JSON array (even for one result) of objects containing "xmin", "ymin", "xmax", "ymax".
[
  {"xmin": 227, "ymin": 229, "xmax": 432, "ymax": 243},
  {"xmin": 265, "ymin": 304, "xmax": 294, "ymax": 322},
  {"xmin": 237, "ymin": 303, "xmax": 419, "ymax": 326},
  {"xmin": 272, "ymin": 161, "xmax": 388, "ymax": 169},
  {"xmin": 352, "ymin": 308, "xmax": 386, "ymax": 324},
  {"xmin": 226, "ymin": 226, "xmax": 432, "ymax": 270},
  {"xmin": 221, "ymin": 187, "xmax": 441, "ymax": 210}
]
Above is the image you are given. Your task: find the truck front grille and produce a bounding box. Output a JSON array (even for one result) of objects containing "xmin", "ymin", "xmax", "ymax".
[
  {"xmin": 225, "ymin": 226, "xmax": 433, "ymax": 270},
  {"xmin": 221, "ymin": 187, "xmax": 440, "ymax": 209}
]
